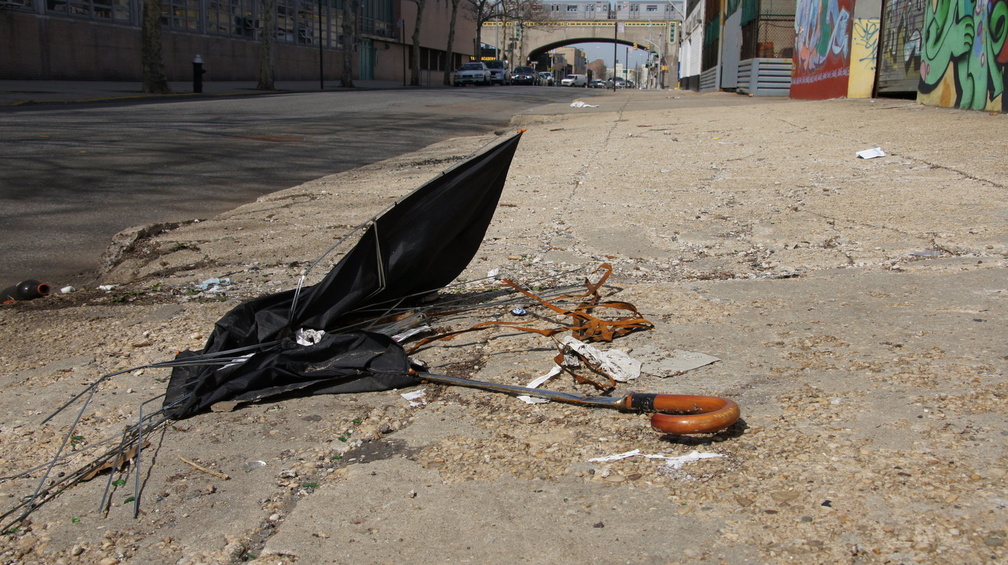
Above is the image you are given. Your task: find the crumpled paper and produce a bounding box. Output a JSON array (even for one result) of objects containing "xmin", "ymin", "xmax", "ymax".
[{"xmin": 560, "ymin": 336, "xmax": 641, "ymax": 382}]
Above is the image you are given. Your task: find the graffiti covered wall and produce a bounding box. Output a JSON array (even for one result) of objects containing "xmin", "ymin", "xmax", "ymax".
[
  {"xmin": 792, "ymin": 0, "xmax": 855, "ymax": 98},
  {"xmin": 918, "ymin": 0, "xmax": 1008, "ymax": 111},
  {"xmin": 848, "ymin": 16, "xmax": 881, "ymax": 96},
  {"xmin": 878, "ymin": 0, "xmax": 926, "ymax": 92}
]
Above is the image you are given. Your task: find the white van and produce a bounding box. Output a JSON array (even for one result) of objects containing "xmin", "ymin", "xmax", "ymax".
[{"xmin": 560, "ymin": 74, "xmax": 588, "ymax": 87}]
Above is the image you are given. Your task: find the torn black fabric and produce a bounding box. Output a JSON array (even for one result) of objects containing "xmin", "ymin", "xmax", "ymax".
[
  {"xmin": 165, "ymin": 331, "xmax": 416, "ymax": 417},
  {"xmin": 165, "ymin": 132, "xmax": 523, "ymax": 418}
]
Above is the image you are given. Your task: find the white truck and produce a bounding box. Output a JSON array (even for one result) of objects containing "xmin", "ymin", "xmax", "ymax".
[{"xmin": 560, "ymin": 74, "xmax": 588, "ymax": 87}]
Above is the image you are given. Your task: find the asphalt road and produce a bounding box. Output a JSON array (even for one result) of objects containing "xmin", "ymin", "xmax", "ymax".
[{"xmin": 0, "ymin": 86, "xmax": 592, "ymax": 287}]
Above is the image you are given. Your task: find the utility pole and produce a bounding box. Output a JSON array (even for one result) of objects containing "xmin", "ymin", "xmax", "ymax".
[
  {"xmin": 613, "ymin": 20, "xmax": 618, "ymax": 91},
  {"xmin": 318, "ymin": 0, "xmax": 324, "ymax": 89},
  {"xmin": 625, "ymin": 45, "xmax": 629, "ymax": 84}
]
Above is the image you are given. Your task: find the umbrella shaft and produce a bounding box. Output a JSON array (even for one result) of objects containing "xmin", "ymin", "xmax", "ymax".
[{"xmin": 417, "ymin": 372, "xmax": 622, "ymax": 409}]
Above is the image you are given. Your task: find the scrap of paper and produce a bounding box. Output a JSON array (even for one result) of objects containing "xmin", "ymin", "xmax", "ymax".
[
  {"xmin": 588, "ymin": 449, "xmax": 724, "ymax": 469},
  {"xmin": 400, "ymin": 389, "xmax": 427, "ymax": 407},
  {"xmin": 517, "ymin": 366, "xmax": 563, "ymax": 404},
  {"xmin": 856, "ymin": 147, "xmax": 886, "ymax": 159},
  {"xmin": 561, "ymin": 336, "xmax": 641, "ymax": 382}
]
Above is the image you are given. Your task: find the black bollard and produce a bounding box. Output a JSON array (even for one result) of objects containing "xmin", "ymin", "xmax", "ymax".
[{"xmin": 193, "ymin": 54, "xmax": 205, "ymax": 93}]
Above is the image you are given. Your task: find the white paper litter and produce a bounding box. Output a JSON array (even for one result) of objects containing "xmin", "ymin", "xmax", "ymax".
[
  {"xmin": 588, "ymin": 449, "xmax": 723, "ymax": 469},
  {"xmin": 391, "ymin": 325, "xmax": 431, "ymax": 343},
  {"xmin": 295, "ymin": 328, "xmax": 326, "ymax": 346},
  {"xmin": 517, "ymin": 366, "xmax": 563, "ymax": 404},
  {"xmin": 856, "ymin": 147, "xmax": 886, "ymax": 159},
  {"xmin": 196, "ymin": 277, "xmax": 231, "ymax": 291},
  {"xmin": 242, "ymin": 460, "xmax": 267, "ymax": 473},
  {"xmin": 401, "ymin": 389, "xmax": 427, "ymax": 407},
  {"xmin": 525, "ymin": 365, "xmax": 563, "ymax": 389},
  {"xmin": 661, "ymin": 451, "xmax": 725, "ymax": 469},
  {"xmin": 570, "ymin": 100, "xmax": 598, "ymax": 108},
  {"xmin": 560, "ymin": 336, "xmax": 641, "ymax": 382},
  {"xmin": 588, "ymin": 449, "xmax": 642, "ymax": 462}
]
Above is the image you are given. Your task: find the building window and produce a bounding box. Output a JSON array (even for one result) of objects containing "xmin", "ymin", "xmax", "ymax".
[
  {"xmin": 163, "ymin": 0, "xmax": 201, "ymax": 31},
  {"xmin": 207, "ymin": 0, "xmax": 256, "ymax": 37},
  {"xmin": 296, "ymin": 0, "xmax": 317, "ymax": 44},
  {"xmin": 361, "ymin": 0, "xmax": 396, "ymax": 39},
  {"xmin": 271, "ymin": 0, "xmax": 319, "ymax": 44},
  {"xmin": 276, "ymin": 0, "xmax": 296, "ymax": 42},
  {"xmin": 46, "ymin": 0, "xmax": 131, "ymax": 21}
]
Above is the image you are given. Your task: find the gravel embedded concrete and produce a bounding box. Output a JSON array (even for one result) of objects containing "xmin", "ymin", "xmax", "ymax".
[{"xmin": 1, "ymin": 90, "xmax": 1006, "ymax": 564}]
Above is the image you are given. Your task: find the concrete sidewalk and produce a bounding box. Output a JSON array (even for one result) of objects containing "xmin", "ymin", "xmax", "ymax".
[
  {"xmin": 1, "ymin": 91, "xmax": 1006, "ymax": 564},
  {"xmin": 0, "ymin": 79, "xmax": 410, "ymax": 107}
]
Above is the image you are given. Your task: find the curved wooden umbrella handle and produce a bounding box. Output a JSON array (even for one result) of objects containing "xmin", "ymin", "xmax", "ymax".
[{"xmin": 626, "ymin": 393, "xmax": 741, "ymax": 434}]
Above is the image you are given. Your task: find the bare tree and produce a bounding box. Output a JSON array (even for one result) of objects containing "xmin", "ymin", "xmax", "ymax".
[
  {"xmin": 495, "ymin": 0, "xmax": 550, "ymax": 65},
  {"xmin": 141, "ymin": 0, "xmax": 170, "ymax": 93},
  {"xmin": 466, "ymin": 0, "xmax": 503, "ymax": 59},
  {"xmin": 504, "ymin": 0, "xmax": 549, "ymax": 22},
  {"xmin": 519, "ymin": 0, "xmax": 548, "ymax": 63},
  {"xmin": 257, "ymin": 0, "xmax": 277, "ymax": 90},
  {"xmin": 340, "ymin": 0, "xmax": 355, "ymax": 87},
  {"xmin": 409, "ymin": 0, "xmax": 426, "ymax": 86},
  {"xmin": 443, "ymin": 0, "xmax": 463, "ymax": 85},
  {"xmin": 467, "ymin": 0, "xmax": 548, "ymax": 64}
]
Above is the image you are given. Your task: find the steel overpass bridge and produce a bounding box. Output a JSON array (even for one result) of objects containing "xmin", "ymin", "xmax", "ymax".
[{"xmin": 482, "ymin": 20, "xmax": 680, "ymax": 88}]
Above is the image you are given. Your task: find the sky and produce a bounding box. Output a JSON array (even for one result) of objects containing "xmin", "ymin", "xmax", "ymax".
[{"xmin": 574, "ymin": 41, "xmax": 651, "ymax": 69}]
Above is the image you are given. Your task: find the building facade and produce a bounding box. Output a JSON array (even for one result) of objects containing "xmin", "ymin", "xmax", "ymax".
[
  {"xmin": 0, "ymin": 0, "xmax": 477, "ymax": 84},
  {"xmin": 790, "ymin": 0, "xmax": 1006, "ymax": 111},
  {"xmin": 552, "ymin": 45, "xmax": 587, "ymax": 74}
]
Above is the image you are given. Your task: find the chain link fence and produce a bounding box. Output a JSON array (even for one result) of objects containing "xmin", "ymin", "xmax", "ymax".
[{"xmin": 740, "ymin": 17, "xmax": 794, "ymax": 60}]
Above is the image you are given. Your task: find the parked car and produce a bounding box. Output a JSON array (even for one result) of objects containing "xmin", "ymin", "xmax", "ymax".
[
  {"xmin": 560, "ymin": 74, "xmax": 588, "ymax": 87},
  {"xmin": 538, "ymin": 71, "xmax": 555, "ymax": 86},
  {"xmin": 511, "ymin": 66, "xmax": 539, "ymax": 85},
  {"xmin": 589, "ymin": 79, "xmax": 606, "ymax": 88},
  {"xmin": 484, "ymin": 60, "xmax": 511, "ymax": 85},
  {"xmin": 607, "ymin": 77, "xmax": 633, "ymax": 88},
  {"xmin": 453, "ymin": 62, "xmax": 490, "ymax": 86}
]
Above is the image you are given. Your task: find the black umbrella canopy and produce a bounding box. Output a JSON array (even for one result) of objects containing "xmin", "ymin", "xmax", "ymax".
[{"xmin": 165, "ymin": 131, "xmax": 524, "ymax": 418}]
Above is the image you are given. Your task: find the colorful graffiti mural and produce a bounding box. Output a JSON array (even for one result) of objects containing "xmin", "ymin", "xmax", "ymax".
[
  {"xmin": 879, "ymin": 0, "xmax": 927, "ymax": 92},
  {"xmin": 918, "ymin": 0, "xmax": 1008, "ymax": 110},
  {"xmin": 792, "ymin": 0, "xmax": 855, "ymax": 98}
]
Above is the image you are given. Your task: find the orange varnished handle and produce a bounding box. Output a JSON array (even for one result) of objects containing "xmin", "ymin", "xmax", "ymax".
[{"xmin": 626, "ymin": 393, "xmax": 741, "ymax": 434}]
